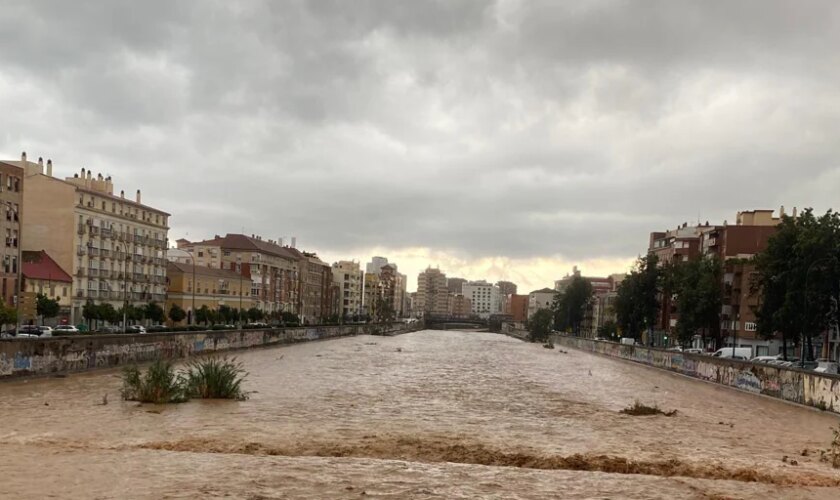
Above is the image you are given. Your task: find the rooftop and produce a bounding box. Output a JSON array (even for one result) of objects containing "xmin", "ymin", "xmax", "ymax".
[{"xmin": 22, "ymin": 250, "xmax": 72, "ymax": 283}]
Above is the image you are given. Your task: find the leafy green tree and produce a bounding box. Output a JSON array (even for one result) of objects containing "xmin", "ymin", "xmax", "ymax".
[
  {"xmin": 373, "ymin": 296, "xmax": 395, "ymax": 323},
  {"xmin": 218, "ymin": 305, "xmax": 233, "ymax": 323},
  {"xmin": 82, "ymin": 300, "xmax": 100, "ymax": 328},
  {"xmin": 0, "ymin": 300, "xmax": 17, "ymax": 328},
  {"xmin": 280, "ymin": 311, "xmax": 300, "ymax": 325},
  {"xmin": 99, "ymin": 303, "xmax": 119, "ymax": 324},
  {"xmin": 169, "ymin": 304, "xmax": 187, "ymax": 324},
  {"xmin": 144, "ymin": 302, "xmax": 166, "ymax": 324},
  {"xmin": 753, "ymin": 209, "xmax": 840, "ymax": 360},
  {"xmin": 528, "ymin": 308, "xmax": 554, "ymax": 343},
  {"xmin": 35, "ymin": 293, "xmax": 60, "ymax": 325},
  {"xmin": 246, "ymin": 307, "xmax": 264, "ymax": 322},
  {"xmin": 551, "ymin": 276, "xmax": 593, "ymax": 334},
  {"xmin": 615, "ymin": 254, "xmax": 662, "ymax": 342},
  {"xmin": 597, "ymin": 320, "xmax": 619, "ymax": 340},
  {"xmin": 672, "ymin": 256, "xmax": 723, "ymax": 348},
  {"xmin": 196, "ymin": 305, "xmax": 211, "ymax": 325}
]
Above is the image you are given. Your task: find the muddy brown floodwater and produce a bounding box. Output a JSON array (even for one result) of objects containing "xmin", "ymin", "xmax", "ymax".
[{"xmin": 1, "ymin": 330, "xmax": 840, "ymax": 499}]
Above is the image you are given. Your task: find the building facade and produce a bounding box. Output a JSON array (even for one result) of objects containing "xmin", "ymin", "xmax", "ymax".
[
  {"xmin": 416, "ymin": 267, "xmax": 449, "ymax": 317},
  {"xmin": 508, "ymin": 294, "xmax": 529, "ymax": 322},
  {"xmin": 0, "ymin": 159, "xmax": 23, "ymax": 308},
  {"xmin": 462, "ymin": 280, "xmax": 501, "ymax": 318},
  {"xmin": 448, "ymin": 293, "xmax": 472, "ymax": 319},
  {"xmin": 528, "ymin": 288, "xmax": 556, "ymax": 320},
  {"xmin": 332, "ymin": 260, "xmax": 363, "ymax": 319},
  {"xmin": 21, "ymin": 250, "xmax": 72, "ymax": 325},
  {"xmin": 178, "ymin": 234, "xmax": 300, "ymax": 318},
  {"xmin": 19, "ymin": 157, "xmax": 169, "ymax": 324},
  {"xmin": 165, "ymin": 261, "xmax": 252, "ymax": 325}
]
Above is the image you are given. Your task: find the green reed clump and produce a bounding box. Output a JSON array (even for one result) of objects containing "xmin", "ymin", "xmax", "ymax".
[
  {"xmin": 183, "ymin": 357, "xmax": 249, "ymax": 400},
  {"xmin": 121, "ymin": 356, "xmax": 249, "ymax": 404},
  {"xmin": 121, "ymin": 360, "xmax": 188, "ymax": 404}
]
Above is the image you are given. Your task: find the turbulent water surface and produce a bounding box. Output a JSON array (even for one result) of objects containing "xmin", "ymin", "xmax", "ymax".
[{"xmin": 1, "ymin": 330, "xmax": 839, "ymax": 499}]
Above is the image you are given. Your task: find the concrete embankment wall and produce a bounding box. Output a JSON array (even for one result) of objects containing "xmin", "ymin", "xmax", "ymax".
[
  {"xmin": 0, "ymin": 323, "xmax": 414, "ymax": 379},
  {"xmin": 553, "ymin": 335, "xmax": 840, "ymax": 415}
]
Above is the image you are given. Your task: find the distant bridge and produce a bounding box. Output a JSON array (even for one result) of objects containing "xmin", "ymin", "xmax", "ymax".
[{"xmin": 424, "ymin": 317, "xmax": 489, "ymax": 330}]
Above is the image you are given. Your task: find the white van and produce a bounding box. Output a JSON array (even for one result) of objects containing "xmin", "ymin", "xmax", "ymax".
[
  {"xmin": 712, "ymin": 347, "xmax": 752, "ymax": 360},
  {"xmin": 620, "ymin": 337, "xmax": 636, "ymax": 346}
]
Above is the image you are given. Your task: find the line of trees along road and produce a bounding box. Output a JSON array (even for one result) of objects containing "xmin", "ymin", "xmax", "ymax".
[{"xmin": 610, "ymin": 208, "xmax": 839, "ymax": 359}]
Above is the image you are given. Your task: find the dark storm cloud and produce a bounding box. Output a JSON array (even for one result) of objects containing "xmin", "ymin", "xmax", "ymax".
[{"xmin": 2, "ymin": 0, "xmax": 839, "ymax": 263}]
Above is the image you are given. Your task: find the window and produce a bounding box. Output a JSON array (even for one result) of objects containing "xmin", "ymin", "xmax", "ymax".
[{"xmin": 745, "ymin": 322, "xmax": 757, "ymax": 332}]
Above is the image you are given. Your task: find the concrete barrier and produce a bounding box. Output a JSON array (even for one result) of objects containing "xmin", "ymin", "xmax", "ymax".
[
  {"xmin": 0, "ymin": 323, "xmax": 415, "ymax": 379},
  {"xmin": 553, "ymin": 335, "xmax": 840, "ymax": 415}
]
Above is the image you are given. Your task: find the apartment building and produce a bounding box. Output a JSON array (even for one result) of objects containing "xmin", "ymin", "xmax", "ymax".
[
  {"xmin": 178, "ymin": 234, "xmax": 300, "ymax": 317},
  {"xmin": 416, "ymin": 267, "xmax": 449, "ymax": 317},
  {"xmin": 700, "ymin": 209, "xmax": 783, "ymax": 356},
  {"xmin": 448, "ymin": 293, "xmax": 472, "ymax": 319},
  {"xmin": 332, "ymin": 260, "xmax": 363, "ymax": 318},
  {"xmin": 508, "ymin": 294, "xmax": 529, "ymax": 322},
  {"xmin": 299, "ymin": 251, "xmax": 332, "ymax": 324},
  {"xmin": 21, "ymin": 250, "xmax": 72, "ymax": 325},
  {"xmin": 0, "ymin": 159, "xmax": 23, "ymax": 307},
  {"xmin": 462, "ymin": 280, "xmax": 501, "ymax": 319},
  {"xmin": 17, "ymin": 156, "xmax": 169, "ymax": 324},
  {"xmin": 527, "ymin": 288, "xmax": 555, "ymax": 320},
  {"xmin": 447, "ymin": 277, "xmax": 466, "ymax": 294},
  {"xmin": 165, "ymin": 261, "xmax": 252, "ymax": 325}
]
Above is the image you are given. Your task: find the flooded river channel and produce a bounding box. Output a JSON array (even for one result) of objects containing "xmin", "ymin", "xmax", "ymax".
[{"xmin": 1, "ymin": 330, "xmax": 839, "ymax": 499}]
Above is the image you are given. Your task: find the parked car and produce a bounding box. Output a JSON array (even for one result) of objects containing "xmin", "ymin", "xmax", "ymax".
[
  {"xmin": 125, "ymin": 325, "xmax": 146, "ymax": 334},
  {"xmin": 38, "ymin": 326, "xmax": 53, "ymax": 337},
  {"xmin": 711, "ymin": 347, "xmax": 752, "ymax": 360},
  {"xmin": 145, "ymin": 325, "xmax": 168, "ymax": 332},
  {"xmin": 682, "ymin": 348, "xmax": 705, "ymax": 355},
  {"xmin": 96, "ymin": 326, "xmax": 121, "ymax": 334},
  {"xmin": 53, "ymin": 325, "xmax": 80, "ymax": 335},
  {"xmin": 15, "ymin": 325, "xmax": 44, "ymax": 338},
  {"xmin": 750, "ymin": 355, "xmax": 781, "ymax": 364}
]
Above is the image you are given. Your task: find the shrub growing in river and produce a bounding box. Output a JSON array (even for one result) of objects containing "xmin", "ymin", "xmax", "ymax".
[
  {"xmin": 121, "ymin": 360, "xmax": 188, "ymax": 404},
  {"xmin": 183, "ymin": 357, "xmax": 248, "ymax": 400},
  {"xmin": 121, "ymin": 356, "xmax": 249, "ymax": 404}
]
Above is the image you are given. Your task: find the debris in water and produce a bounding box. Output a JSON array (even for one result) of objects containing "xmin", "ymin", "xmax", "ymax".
[
  {"xmin": 790, "ymin": 459, "xmax": 799, "ymax": 466},
  {"xmin": 396, "ymin": 347, "xmax": 402, "ymax": 352},
  {"xmin": 782, "ymin": 456, "xmax": 788, "ymax": 463},
  {"xmin": 620, "ymin": 401, "xmax": 677, "ymax": 417},
  {"xmin": 44, "ymin": 402, "xmax": 49, "ymax": 406},
  {"xmin": 146, "ymin": 409, "xmax": 163, "ymax": 414},
  {"xmin": 801, "ymin": 448, "xmax": 809, "ymax": 457},
  {"xmin": 101, "ymin": 394, "xmax": 108, "ymax": 406}
]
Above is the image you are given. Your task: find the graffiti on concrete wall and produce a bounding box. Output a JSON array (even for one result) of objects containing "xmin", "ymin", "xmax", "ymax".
[
  {"xmin": 555, "ymin": 336, "xmax": 840, "ymax": 415},
  {"xmin": 0, "ymin": 322, "xmax": 411, "ymax": 379}
]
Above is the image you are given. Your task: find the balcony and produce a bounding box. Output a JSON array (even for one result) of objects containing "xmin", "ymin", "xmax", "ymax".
[
  {"xmin": 77, "ymin": 224, "xmax": 86, "ymax": 235},
  {"xmin": 100, "ymin": 269, "xmax": 111, "ymax": 279},
  {"xmin": 101, "ymin": 249, "xmax": 111, "ymax": 258},
  {"xmin": 133, "ymin": 273, "xmax": 143, "ymax": 282},
  {"xmin": 89, "ymin": 268, "xmax": 99, "ymax": 277},
  {"xmin": 87, "ymin": 290, "xmax": 99, "ymax": 299},
  {"xmin": 89, "ymin": 248, "xmax": 101, "ymax": 257},
  {"xmin": 77, "ymin": 247, "xmax": 86, "ymax": 256},
  {"xmin": 101, "ymin": 228, "xmax": 112, "ymax": 238}
]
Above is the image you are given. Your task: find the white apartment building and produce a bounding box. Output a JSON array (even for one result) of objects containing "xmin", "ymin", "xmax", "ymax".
[
  {"xmin": 462, "ymin": 280, "xmax": 501, "ymax": 319},
  {"xmin": 332, "ymin": 260, "xmax": 363, "ymax": 318}
]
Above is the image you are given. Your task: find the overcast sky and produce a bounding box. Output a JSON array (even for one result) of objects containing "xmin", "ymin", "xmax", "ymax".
[{"xmin": 3, "ymin": 1, "xmax": 839, "ymax": 292}]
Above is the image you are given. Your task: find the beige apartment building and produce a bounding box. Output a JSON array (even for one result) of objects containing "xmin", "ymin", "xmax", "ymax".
[
  {"xmin": 165, "ymin": 261, "xmax": 252, "ymax": 325},
  {"xmin": 15, "ymin": 154, "xmax": 169, "ymax": 324},
  {"xmin": 416, "ymin": 267, "xmax": 449, "ymax": 318},
  {"xmin": 332, "ymin": 260, "xmax": 363, "ymax": 318},
  {"xmin": 177, "ymin": 234, "xmax": 300, "ymax": 317}
]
